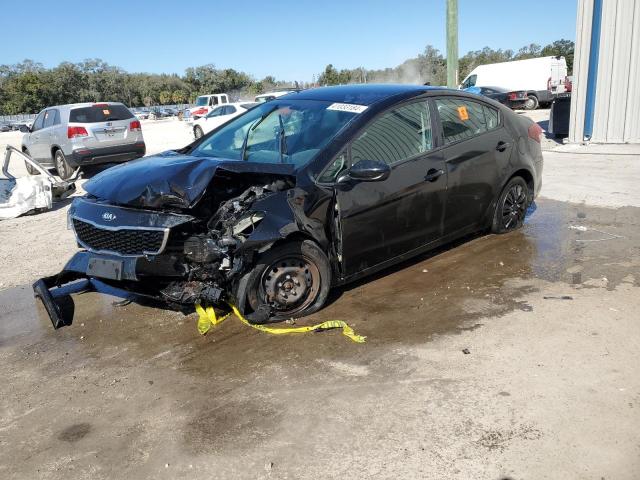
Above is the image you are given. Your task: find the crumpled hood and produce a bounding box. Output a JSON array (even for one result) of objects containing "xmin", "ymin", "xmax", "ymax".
[{"xmin": 83, "ymin": 151, "xmax": 296, "ymax": 209}]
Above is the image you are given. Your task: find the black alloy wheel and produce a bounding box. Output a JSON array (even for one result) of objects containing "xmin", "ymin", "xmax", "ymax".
[{"xmin": 492, "ymin": 177, "xmax": 529, "ymax": 234}]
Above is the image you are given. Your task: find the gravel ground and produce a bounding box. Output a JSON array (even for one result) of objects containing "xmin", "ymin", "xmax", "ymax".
[{"xmin": 1, "ymin": 108, "xmax": 640, "ymax": 479}]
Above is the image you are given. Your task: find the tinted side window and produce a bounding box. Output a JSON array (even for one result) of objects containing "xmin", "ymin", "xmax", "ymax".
[
  {"xmin": 226, "ymin": 106, "xmax": 237, "ymax": 114},
  {"xmin": 32, "ymin": 111, "xmax": 46, "ymax": 131},
  {"xmin": 435, "ymin": 98, "xmax": 490, "ymax": 145},
  {"xmin": 351, "ymin": 101, "xmax": 432, "ymax": 166},
  {"xmin": 483, "ymin": 105, "xmax": 499, "ymax": 130}
]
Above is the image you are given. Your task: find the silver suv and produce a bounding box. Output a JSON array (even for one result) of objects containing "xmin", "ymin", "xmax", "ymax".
[{"xmin": 20, "ymin": 102, "xmax": 146, "ymax": 179}]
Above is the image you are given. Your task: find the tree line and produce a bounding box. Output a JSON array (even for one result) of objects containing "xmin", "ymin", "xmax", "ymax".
[
  {"xmin": 317, "ymin": 39, "xmax": 574, "ymax": 87},
  {"xmin": 0, "ymin": 59, "xmax": 299, "ymax": 115},
  {"xmin": 1, "ymin": 39, "xmax": 573, "ymax": 115}
]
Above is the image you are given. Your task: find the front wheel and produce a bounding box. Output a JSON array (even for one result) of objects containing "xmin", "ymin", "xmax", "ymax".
[
  {"xmin": 54, "ymin": 149, "xmax": 75, "ymax": 180},
  {"xmin": 491, "ymin": 177, "xmax": 529, "ymax": 234},
  {"xmin": 194, "ymin": 125, "xmax": 204, "ymax": 139},
  {"xmin": 237, "ymin": 240, "xmax": 331, "ymax": 323}
]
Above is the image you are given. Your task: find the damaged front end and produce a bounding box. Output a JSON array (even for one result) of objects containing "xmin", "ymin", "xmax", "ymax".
[{"xmin": 33, "ymin": 155, "xmax": 310, "ymax": 329}]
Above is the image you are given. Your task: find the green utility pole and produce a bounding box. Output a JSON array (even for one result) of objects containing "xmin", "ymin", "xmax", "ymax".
[{"xmin": 446, "ymin": 0, "xmax": 459, "ymax": 88}]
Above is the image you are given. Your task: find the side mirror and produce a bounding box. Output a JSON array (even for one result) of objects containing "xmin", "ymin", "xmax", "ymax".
[
  {"xmin": 339, "ymin": 159, "xmax": 391, "ymax": 183},
  {"xmin": 19, "ymin": 125, "xmax": 30, "ymax": 133}
]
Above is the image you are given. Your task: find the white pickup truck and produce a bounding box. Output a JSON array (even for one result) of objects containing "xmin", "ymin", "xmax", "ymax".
[{"xmin": 189, "ymin": 94, "xmax": 230, "ymax": 119}]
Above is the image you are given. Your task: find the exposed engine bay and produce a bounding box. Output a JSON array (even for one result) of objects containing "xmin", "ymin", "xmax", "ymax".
[{"xmin": 32, "ymin": 154, "xmax": 332, "ymax": 329}]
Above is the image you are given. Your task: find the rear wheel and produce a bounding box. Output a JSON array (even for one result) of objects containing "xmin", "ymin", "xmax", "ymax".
[
  {"xmin": 23, "ymin": 148, "xmax": 39, "ymax": 175},
  {"xmin": 491, "ymin": 177, "xmax": 529, "ymax": 234},
  {"xmin": 238, "ymin": 240, "xmax": 331, "ymax": 323},
  {"xmin": 194, "ymin": 125, "xmax": 204, "ymax": 139},
  {"xmin": 54, "ymin": 149, "xmax": 74, "ymax": 180},
  {"xmin": 524, "ymin": 94, "xmax": 539, "ymax": 110}
]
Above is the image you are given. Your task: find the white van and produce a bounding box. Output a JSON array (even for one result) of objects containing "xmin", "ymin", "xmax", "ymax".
[{"xmin": 460, "ymin": 56, "xmax": 568, "ymax": 110}]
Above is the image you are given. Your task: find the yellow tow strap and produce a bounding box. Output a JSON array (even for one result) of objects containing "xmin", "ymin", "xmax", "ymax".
[{"xmin": 195, "ymin": 303, "xmax": 366, "ymax": 343}]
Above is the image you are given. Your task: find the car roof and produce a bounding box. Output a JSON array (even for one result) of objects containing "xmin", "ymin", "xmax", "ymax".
[
  {"xmin": 284, "ymin": 84, "xmax": 447, "ymax": 106},
  {"xmin": 43, "ymin": 102, "xmax": 126, "ymax": 111}
]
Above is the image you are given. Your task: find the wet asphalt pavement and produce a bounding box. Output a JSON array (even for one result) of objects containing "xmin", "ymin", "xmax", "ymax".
[{"xmin": 1, "ymin": 198, "xmax": 639, "ymax": 479}]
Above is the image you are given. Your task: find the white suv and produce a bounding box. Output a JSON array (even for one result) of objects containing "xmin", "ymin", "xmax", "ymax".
[{"xmin": 21, "ymin": 102, "xmax": 146, "ymax": 179}]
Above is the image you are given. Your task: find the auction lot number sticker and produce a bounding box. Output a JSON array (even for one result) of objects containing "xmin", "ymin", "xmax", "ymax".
[{"xmin": 327, "ymin": 103, "xmax": 368, "ymax": 113}]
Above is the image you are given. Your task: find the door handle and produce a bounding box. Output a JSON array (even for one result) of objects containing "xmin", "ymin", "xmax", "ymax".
[
  {"xmin": 425, "ymin": 168, "xmax": 444, "ymax": 182},
  {"xmin": 496, "ymin": 141, "xmax": 511, "ymax": 152}
]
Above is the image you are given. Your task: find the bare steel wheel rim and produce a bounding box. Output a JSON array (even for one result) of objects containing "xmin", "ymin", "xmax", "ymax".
[
  {"xmin": 501, "ymin": 184, "xmax": 527, "ymax": 230},
  {"xmin": 259, "ymin": 256, "xmax": 320, "ymax": 315}
]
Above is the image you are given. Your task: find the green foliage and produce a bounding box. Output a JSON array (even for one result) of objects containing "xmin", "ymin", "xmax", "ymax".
[
  {"xmin": 0, "ymin": 39, "xmax": 574, "ymax": 115},
  {"xmin": 317, "ymin": 39, "xmax": 574, "ymax": 88},
  {"xmin": 159, "ymin": 90, "xmax": 172, "ymax": 105}
]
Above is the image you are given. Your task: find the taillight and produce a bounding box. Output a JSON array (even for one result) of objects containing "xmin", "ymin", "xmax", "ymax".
[
  {"xmin": 130, "ymin": 120, "xmax": 141, "ymax": 131},
  {"xmin": 508, "ymin": 92, "xmax": 518, "ymax": 100},
  {"xmin": 528, "ymin": 123, "xmax": 543, "ymax": 143},
  {"xmin": 67, "ymin": 126, "xmax": 88, "ymax": 139}
]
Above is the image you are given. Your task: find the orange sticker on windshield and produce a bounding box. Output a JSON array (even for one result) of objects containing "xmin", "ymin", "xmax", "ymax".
[
  {"xmin": 102, "ymin": 109, "xmax": 110, "ymax": 115},
  {"xmin": 457, "ymin": 106, "xmax": 469, "ymax": 121}
]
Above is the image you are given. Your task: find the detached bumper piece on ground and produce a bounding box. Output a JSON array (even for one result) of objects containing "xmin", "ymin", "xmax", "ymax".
[{"xmin": 0, "ymin": 146, "xmax": 77, "ymax": 220}]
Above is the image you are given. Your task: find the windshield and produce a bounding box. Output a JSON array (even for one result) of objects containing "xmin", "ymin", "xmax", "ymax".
[
  {"xmin": 195, "ymin": 96, "xmax": 209, "ymax": 107},
  {"xmin": 190, "ymin": 100, "xmax": 359, "ymax": 168}
]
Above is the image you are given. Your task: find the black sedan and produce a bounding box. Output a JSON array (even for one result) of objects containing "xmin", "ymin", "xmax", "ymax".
[
  {"xmin": 34, "ymin": 84, "xmax": 544, "ymax": 328},
  {"xmin": 469, "ymin": 86, "xmax": 528, "ymax": 110}
]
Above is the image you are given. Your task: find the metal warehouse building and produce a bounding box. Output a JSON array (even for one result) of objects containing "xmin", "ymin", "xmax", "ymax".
[{"xmin": 569, "ymin": 0, "xmax": 640, "ymax": 143}]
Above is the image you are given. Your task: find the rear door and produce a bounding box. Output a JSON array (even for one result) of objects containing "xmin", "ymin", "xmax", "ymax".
[
  {"xmin": 26, "ymin": 111, "xmax": 47, "ymax": 160},
  {"xmin": 433, "ymin": 96, "xmax": 513, "ymax": 236},
  {"xmin": 69, "ymin": 104, "xmax": 135, "ymax": 149},
  {"xmin": 334, "ymin": 99, "xmax": 447, "ymax": 277}
]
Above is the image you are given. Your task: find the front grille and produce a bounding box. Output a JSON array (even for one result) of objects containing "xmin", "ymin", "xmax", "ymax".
[{"xmin": 73, "ymin": 218, "xmax": 166, "ymax": 256}]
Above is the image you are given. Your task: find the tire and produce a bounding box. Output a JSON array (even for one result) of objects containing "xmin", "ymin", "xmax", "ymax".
[
  {"xmin": 491, "ymin": 177, "xmax": 529, "ymax": 234},
  {"xmin": 524, "ymin": 94, "xmax": 539, "ymax": 110},
  {"xmin": 194, "ymin": 125, "xmax": 204, "ymax": 139},
  {"xmin": 54, "ymin": 149, "xmax": 74, "ymax": 180},
  {"xmin": 236, "ymin": 240, "xmax": 331, "ymax": 324},
  {"xmin": 23, "ymin": 148, "xmax": 39, "ymax": 175}
]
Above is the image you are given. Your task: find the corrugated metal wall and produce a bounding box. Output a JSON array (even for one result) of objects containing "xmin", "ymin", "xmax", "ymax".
[{"xmin": 569, "ymin": 0, "xmax": 640, "ymax": 143}]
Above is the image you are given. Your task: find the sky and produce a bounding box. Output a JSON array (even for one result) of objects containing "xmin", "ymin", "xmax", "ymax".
[{"xmin": 1, "ymin": 0, "xmax": 577, "ymax": 81}]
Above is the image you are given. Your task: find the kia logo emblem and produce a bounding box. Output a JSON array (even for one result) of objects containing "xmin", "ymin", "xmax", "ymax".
[{"xmin": 102, "ymin": 212, "xmax": 116, "ymax": 222}]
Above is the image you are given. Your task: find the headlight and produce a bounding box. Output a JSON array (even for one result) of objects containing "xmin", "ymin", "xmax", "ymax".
[{"xmin": 232, "ymin": 212, "xmax": 265, "ymax": 236}]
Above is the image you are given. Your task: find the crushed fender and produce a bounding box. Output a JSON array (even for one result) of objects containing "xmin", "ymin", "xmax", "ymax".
[{"xmin": 195, "ymin": 303, "xmax": 366, "ymax": 343}]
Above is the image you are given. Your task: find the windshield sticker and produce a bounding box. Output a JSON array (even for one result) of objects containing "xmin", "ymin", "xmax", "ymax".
[
  {"xmin": 327, "ymin": 103, "xmax": 368, "ymax": 114},
  {"xmin": 457, "ymin": 106, "xmax": 469, "ymax": 121}
]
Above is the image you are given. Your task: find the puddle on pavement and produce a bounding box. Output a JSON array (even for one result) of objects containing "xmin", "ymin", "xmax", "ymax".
[
  {"xmin": 1, "ymin": 198, "xmax": 639, "ymax": 368},
  {"xmin": 1, "ymin": 197, "xmax": 639, "ymax": 460}
]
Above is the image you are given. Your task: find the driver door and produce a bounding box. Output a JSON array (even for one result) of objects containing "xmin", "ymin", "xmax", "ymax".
[{"xmin": 334, "ymin": 99, "xmax": 447, "ymax": 278}]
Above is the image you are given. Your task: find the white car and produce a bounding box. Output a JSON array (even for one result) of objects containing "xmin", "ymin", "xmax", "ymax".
[
  {"xmin": 191, "ymin": 102, "xmax": 257, "ymax": 139},
  {"xmin": 254, "ymin": 90, "xmax": 297, "ymax": 103}
]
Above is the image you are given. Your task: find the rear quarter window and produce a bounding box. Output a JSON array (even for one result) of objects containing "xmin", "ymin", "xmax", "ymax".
[
  {"xmin": 69, "ymin": 105, "xmax": 133, "ymax": 123},
  {"xmin": 435, "ymin": 98, "xmax": 499, "ymax": 145}
]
